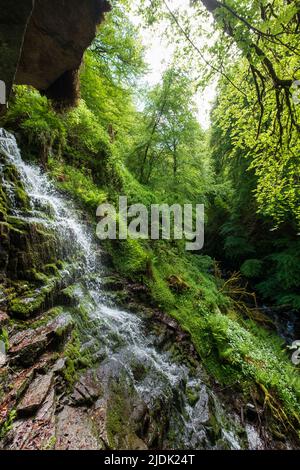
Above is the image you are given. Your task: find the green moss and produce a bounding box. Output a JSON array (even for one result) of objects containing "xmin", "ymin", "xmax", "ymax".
[
  {"xmin": 0, "ymin": 185, "xmax": 8, "ymax": 221},
  {"xmin": 8, "ymin": 276, "xmax": 59, "ymax": 318},
  {"xmin": 6, "ymin": 216, "xmax": 28, "ymax": 232},
  {"xmin": 62, "ymin": 331, "xmax": 93, "ymax": 388},
  {"xmin": 61, "ymin": 332, "xmax": 81, "ymax": 387},
  {"xmin": 0, "ymin": 410, "xmax": 17, "ymax": 440},
  {"xmin": 104, "ymin": 237, "xmax": 150, "ymax": 280},
  {"xmin": 1, "ymin": 163, "xmax": 29, "ymax": 212},
  {"xmin": 9, "ymin": 295, "xmax": 44, "ymax": 318},
  {"xmin": 148, "ymin": 265, "xmax": 175, "ymax": 310},
  {"xmin": 48, "ymin": 158, "xmax": 107, "ymax": 214},
  {"xmin": 29, "ymin": 307, "xmax": 64, "ymax": 330},
  {"xmin": 42, "ymin": 435, "xmax": 57, "ymax": 451},
  {"xmin": 43, "ymin": 264, "xmax": 60, "ymax": 277},
  {"xmin": 60, "ymin": 285, "xmax": 79, "ymax": 307},
  {"xmin": 0, "ymin": 327, "xmax": 9, "ymax": 350},
  {"xmin": 186, "ymin": 387, "xmax": 199, "ymax": 407},
  {"xmin": 14, "ymin": 186, "xmax": 30, "ymax": 209},
  {"xmin": 107, "ymin": 395, "xmax": 126, "ymax": 447}
]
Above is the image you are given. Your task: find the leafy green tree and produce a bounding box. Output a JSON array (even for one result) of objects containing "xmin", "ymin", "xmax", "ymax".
[
  {"xmin": 139, "ymin": 0, "xmax": 300, "ymax": 225},
  {"xmin": 128, "ymin": 67, "xmax": 211, "ymax": 205}
]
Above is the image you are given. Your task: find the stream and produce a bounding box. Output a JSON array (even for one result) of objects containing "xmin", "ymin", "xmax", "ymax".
[{"xmin": 0, "ymin": 128, "xmax": 266, "ymax": 450}]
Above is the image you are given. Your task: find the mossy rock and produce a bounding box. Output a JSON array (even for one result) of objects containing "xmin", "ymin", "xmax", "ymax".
[
  {"xmin": 44, "ymin": 264, "xmax": 60, "ymax": 277},
  {"xmin": 8, "ymin": 277, "xmax": 60, "ymax": 319}
]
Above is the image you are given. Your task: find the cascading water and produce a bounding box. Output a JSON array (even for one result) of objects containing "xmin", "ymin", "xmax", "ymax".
[{"xmin": 0, "ymin": 128, "xmax": 262, "ymax": 450}]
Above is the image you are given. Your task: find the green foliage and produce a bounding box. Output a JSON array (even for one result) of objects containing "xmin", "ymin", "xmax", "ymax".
[
  {"xmin": 90, "ymin": 3, "xmax": 146, "ymax": 86},
  {"xmin": 128, "ymin": 67, "xmax": 212, "ymax": 205},
  {"xmin": 211, "ymin": 57, "xmax": 300, "ymax": 229},
  {"xmin": 62, "ymin": 331, "xmax": 92, "ymax": 388},
  {"xmin": 1, "ymin": 0, "xmax": 300, "ymax": 440},
  {"xmin": 0, "ymin": 327, "xmax": 9, "ymax": 350},
  {"xmin": 105, "ymin": 238, "xmax": 150, "ymax": 279},
  {"xmin": 256, "ymin": 240, "xmax": 300, "ymax": 306},
  {"xmin": 204, "ymin": 313, "xmax": 300, "ymax": 422},
  {"xmin": 3, "ymin": 86, "xmax": 66, "ymax": 153},
  {"xmin": 65, "ymin": 100, "xmax": 110, "ymax": 154},
  {"xmin": 240, "ymin": 259, "xmax": 263, "ymax": 278},
  {"xmin": 49, "ymin": 158, "xmax": 107, "ymax": 213},
  {"xmin": 0, "ymin": 410, "xmax": 17, "ymax": 440}
]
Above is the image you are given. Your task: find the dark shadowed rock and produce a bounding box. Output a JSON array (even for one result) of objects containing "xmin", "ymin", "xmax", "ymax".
[
  {"xmin": 0, "ymin": 310, "xmax": 9, "ymax": 327},
  {"xmin": 0, "ymin": 0, "xmax": 34, "ymax": 112},
  {"xmin": 0, "ymin": 0, "xmax": 111, "ymax": 110}
]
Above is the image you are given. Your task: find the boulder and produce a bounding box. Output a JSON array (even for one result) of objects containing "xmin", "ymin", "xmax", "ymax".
[
  {"xmin": 52, "ymin": 358, "xmax": 66, "ymax": 374},
  {"xmin": 17, "ymin": 373, "xmax": 53, "ymax": 416},
  {"xmin": 8, "ymin": 313, "xmax": 74, "ymax": 365},
  {"xmin": 9, "ymin": 329, "xmax": 49, "ymax": 366},
  {"xmin": 70, "ymin": 370, "xmax": 101, "ymax": 406}
]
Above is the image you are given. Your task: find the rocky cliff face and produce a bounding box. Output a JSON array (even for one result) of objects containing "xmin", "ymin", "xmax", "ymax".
[
  {"xmin": 0, "ymin": 0, "xmax": 111, "ymax": 111},
  {"xmin": 0, "ymin": 0, "xmax": 34, "ymax": 110}
]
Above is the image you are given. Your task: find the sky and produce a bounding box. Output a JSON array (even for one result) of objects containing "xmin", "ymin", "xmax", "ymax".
[{"xmin": 128, "ymin": 0, "xmax": 217, "ymax": 129}]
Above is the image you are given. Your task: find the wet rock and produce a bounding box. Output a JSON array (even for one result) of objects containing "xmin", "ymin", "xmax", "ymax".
[
  {"xmin": 94, "ymin": 359, "xmax": 150, "ymax": 450},
  {"xmin": 90, "ymin": 397, "xmax": 148, "ymax": 451},
  {"xmin": 101, "ymin": 276, "xmax": 125, "ymax": 292},
  {"xmin": 153, "ymin": 310, "xmax": 180, "ymax": 332},
  {"xmin": 91, "ymin": 398, "xmax": 109, "ymax": 446},
  {"xmin": 55, "ymin": 406, "xmax": 104, "ymax": 450},
  {"xmin": 193, "ymin": 386, "xmax": 210, "ymax": 425},
  {"xmin": 8, "ymin": 313, "xmax": 74, "ymax": 366},
  {"xmin": 52, "ymin": 358, "xmax": 66, "ymax": 374},
  {"xmin": 48, "ymin": 313, "xmax": 74, "ymax": 345},
  {"xmin": 0, "ymin": 366, "xmax": 35, "ymax": 425},
  {"xmin": 0, "ymin": 310, "xmax": 9, "ymax": 327},
  {"xmin": 245, "ymin": 402, "xmax": 262, "ymax": 423},
  {"xmin": 6, "ymin": 387, "xmax": 56, "ymax": 450},
  {"xmin": 17, "ymin": 373, "xmax": 53, "ymax": 417},
  {"xmin": 70, "ymin": 370, "xmax": 101, "ymax": 406},
  {"xmin": 8, "ymin": 276, "xmax": 59, "ymax": 319},
  {"xmin": 9, "ymin": 329, "xmax": 48, "ymax": 366},
  {"xmin": 245, "ymin": 423, "xmax": 265, "ymax": 450}
]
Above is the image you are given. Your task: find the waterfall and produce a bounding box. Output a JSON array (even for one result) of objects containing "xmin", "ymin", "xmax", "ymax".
[{"xmin": 0, "ymin": 128, "xmax": 259, "ymax": 450}]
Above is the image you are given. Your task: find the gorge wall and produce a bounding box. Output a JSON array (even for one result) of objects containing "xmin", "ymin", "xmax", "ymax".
[{"xmin": 0, "ymin": 0, "xmax": 111, "ymax": 111}]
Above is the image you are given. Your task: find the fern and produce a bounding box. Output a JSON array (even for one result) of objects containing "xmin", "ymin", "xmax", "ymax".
[{"xmin": 241, "ymin": 259, "xmax": 263, "ymax": 278}]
